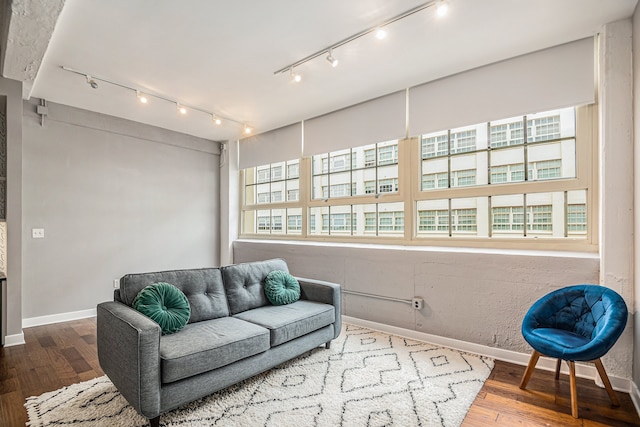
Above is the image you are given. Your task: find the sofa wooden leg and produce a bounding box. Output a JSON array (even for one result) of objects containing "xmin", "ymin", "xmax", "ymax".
[
  {"xmin": 149, "ymin": 416, "xmax": 160, "ymax": 427},
  {"xmin": 325, "ymin": 341, "xmax": 331, "ymax": 349},
  {"xmin": 519, "ymin": 350, "xmax": 541, "ymax": 390}
]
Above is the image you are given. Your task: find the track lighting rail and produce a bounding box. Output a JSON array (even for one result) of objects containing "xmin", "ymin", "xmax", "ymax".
[
  {"xmin": 273, "ymin": 0, "xmax": 443, "ymax": 76},
  {"xmin": 60, "ymin": 65, "xmax": 251, "ymax": 133}
]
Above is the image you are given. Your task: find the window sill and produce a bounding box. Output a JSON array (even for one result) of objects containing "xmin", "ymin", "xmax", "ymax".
[{"xmin": 235, "ymin": 237, "xmax": 599, "ymax": 259}]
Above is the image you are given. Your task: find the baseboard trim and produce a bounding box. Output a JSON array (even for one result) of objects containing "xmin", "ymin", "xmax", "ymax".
[
  {"xmin": 4, "ymin": 332, "xmax": 25, "ymax": 347},
  {"xmin": 22, "ymin": 308, "xmax": 97, "ymax": 329},
  {"xmin": 343, "ymin": 316, "xmax": 631, "ymax": 393},
  {"xmin": 631, "ymin": 381, "xmax": 640, "ymax": 417}
]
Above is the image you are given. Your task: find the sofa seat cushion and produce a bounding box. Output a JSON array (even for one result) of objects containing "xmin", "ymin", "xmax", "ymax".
[
  {"xmin": 159, "ymin": 317, "xmax": 270, "ymax": 383},
  {"xmin": 233, "ymin": 300, "xmax": 335, "ymax": 347}
]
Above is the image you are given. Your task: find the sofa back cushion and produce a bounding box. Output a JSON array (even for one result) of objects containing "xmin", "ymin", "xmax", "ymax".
[
  {"xmin": 119, "ymin": 268, "xmax": 229, "ymax": 322},
  {"xmin": 221, "ymin": 259, "xmax": 289, "ymax": 314}
]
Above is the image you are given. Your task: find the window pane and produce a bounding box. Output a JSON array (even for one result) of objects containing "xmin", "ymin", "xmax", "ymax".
[
  {"xmin": 378, "ymin": 162, "xmax": 399, "ymax": 193},
  {"xmin": 312, "ymin": 175, "xmax": 329, "ymax": 200},
  {"xmin": 490, "ymin": 147, "xmax": 525, "ymax": 184},
  {"xmin": 309, "ymin": 207, "xmax": 328, "ymax": 236},
  {"xmin": 421, "ymin": 131, "xmax": 448, "ymax": 159},
  {"xmin": 364, "ymin": 148, "xmax": 376, "ymax": 167},
  {"xmin": 451, "ymin": 153, "xmax": 487, "ymax": 187},
  {"xmin": 270, "ymin": 162, "xmax": 284, "ymax": 181},
  {"xmin": 567, "ymin": 190, "xmax": 587, "ymax": 237},
  {"xmin": 491, "ymin": 194, "xmax": 524, "ymax": 237},
  {"xmin": 329, "ymin": 149, "xmax": 352, "ymax": 172},
  {"xmin": 527, "ymin": 108, "xmax": 575, "ymax": 142},
  {"xmin": 451, "ymin": 197, "xmax": 488, "ymax": 237},
  {"xmin": 287, "ymin": 187, "xmax": 299, "ymax": 202},
  {"xmin": 527, "ymin": 140, "xmax": 576, "ymax": 180},
  {"xmin": 377, "ymin": 202, "xmax": 404, "ymax": 236},
  {"xmin": 378, "ymin": 143, "xmax": 398, "ymax": 166},
  {"xmin": 270, "ymin": 209, "xmax": 285, "ymax": 234},
  {"xmin": 245, "ymin": 159, "xmax": 300, "ymax": 206},
  {"xmin": 421, "ymin": 158, "xmax": 448, "ymax": 191},
  {"xmin": 256, "ymin": 209, "xmax": 272, "ymax": 234},
  {"xmin": 286, "ymin": 208, "xmax": 302, "ymax": 235},
  {"xmin": 287, "ymin": 160, "xmax": 299, "ymax": 179},
  {"xmin": 313, "ymin": 141, "xmax": 398, "ymax": 199},
  {"xmin": 490, "ymin": 116, "xmax": 524, "ymax": 148},
  {"xmin": 351, "ymin": 204, "xmax": 378, "ymax": 236},
  {"xmin": 450, "ymin": 128, "xmax": 477, "ymax": 154},
  {"xmin": 525, "ymin": 192, "xmax": 555, "ymax": 236},
  {"xmin": 309, "ymin": 206, "xmax": 355, "ymax": 235},
  {"xmin": 416, "ymin": 199, "xmax": 449, "ymax": 236}
]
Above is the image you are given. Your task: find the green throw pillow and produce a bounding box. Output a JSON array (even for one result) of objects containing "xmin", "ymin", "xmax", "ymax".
[
  {"xmin": 133, "ymin": 282, "xmax": 191, "ymax": 335},
  {"xmin": 264, "ymin": 270, "xmax": 301, "ymax": 305}
]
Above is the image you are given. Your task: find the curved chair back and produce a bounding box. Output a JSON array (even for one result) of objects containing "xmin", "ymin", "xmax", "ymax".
[{"xmin": 522, "ymin": 284, "xmax": 627, "ymax": 361}]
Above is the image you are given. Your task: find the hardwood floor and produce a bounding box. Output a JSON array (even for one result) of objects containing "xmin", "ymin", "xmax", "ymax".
[
  {"xmin": 0, "ymin": 318, "xmax": 638, "ymax": 426},
  {"xmin": 0, "ymin": 318, "xmax": 103, "ymax": 426},
  {"xmin": 462, "ymin": 358, "xmax": 640, "ymax": 426}
]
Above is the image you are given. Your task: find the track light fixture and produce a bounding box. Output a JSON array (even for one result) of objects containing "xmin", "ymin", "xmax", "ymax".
[
  {"xmin": 136, "ymin": 91, "xmax": 148, "ymax": 104},
  {"xmin": 290, "ymin": 68, "xmax": 302, "ymax": 83},
  {"xmin": 86, "ymin": 75, "xmax": 98, "ymax": 89},
  {"xmin": 326, "ymin": 49, "xmax": 339, "ymax": 68},
  {"xmin": 436, "ymin": 0, "xmax": 448, "ymax": 17},
  {"xmin": 274, "ymin": 0, "xmax": 449, "ymax": 78},
  {"xmin": 61, "ymin": 66, "xmax": 252, "ymax": 135}
]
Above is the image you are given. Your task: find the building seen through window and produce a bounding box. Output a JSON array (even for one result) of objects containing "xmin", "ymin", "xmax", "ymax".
[{"xmin": 241, "ymin": 107, "xmax": 590, "ymax": 243}]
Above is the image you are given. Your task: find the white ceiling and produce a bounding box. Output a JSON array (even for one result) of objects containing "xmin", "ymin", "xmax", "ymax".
[{"xmin": 20, "ymin": 0, "xmax": 640, "ymax": 141}]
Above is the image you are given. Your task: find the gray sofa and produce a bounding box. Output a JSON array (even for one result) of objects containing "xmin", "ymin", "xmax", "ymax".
[{"xmin": 96, "ymin": 258, "xmax": 341, "ymax": 427}]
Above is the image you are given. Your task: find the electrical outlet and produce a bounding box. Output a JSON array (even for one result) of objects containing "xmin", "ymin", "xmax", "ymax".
[
  {"xmin": 412, "ymin": 297, "xmax": 424, "ymax": 310},
  {"xmin": 113, "ymin": 279, "xmax": 120, "ymax": 289},
  {"xmin": 32, "ymin": 228, "xmax": 45, "ymax": 238}
]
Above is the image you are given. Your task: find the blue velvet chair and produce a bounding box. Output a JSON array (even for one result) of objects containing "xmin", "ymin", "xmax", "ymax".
[{"xmin": 519, "ymin": 284, "xmax": 628, "ymax": 418}]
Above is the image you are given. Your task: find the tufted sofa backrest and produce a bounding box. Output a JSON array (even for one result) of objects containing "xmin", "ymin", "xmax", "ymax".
[
  {"xmin": 221, "ymin": 258, "xmax": 289, "ymax": 315},
  {"xmin": 116, "ymin": 258, "xmax": 291, "ymax": 322},
  {"xmin": 118, "ymin": 268, "xmax": 229, "ymax": 323}
]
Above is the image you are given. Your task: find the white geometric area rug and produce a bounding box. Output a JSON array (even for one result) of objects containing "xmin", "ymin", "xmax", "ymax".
[{"xmin": 25, "ymin": 324, "xmax": 493, "ymax": 427}]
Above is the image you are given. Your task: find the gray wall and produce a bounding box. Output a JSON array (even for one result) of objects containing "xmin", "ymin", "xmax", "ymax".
[
  {"xmin": 22, "ymin": 99, "xmax": 220, "ymax": 320},
  {"xmin": 232, "ymin": 241, "xmax": 640, "ymax": 378}
]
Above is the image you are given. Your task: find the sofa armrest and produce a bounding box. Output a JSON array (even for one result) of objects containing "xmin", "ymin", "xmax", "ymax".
[
  {"xmin": 296, "ymin": 277, "xmax": 342, "ymax": 339},
  {"xmin": 97, "ymin": 301, "xmax": 162, "ymax": 419}
]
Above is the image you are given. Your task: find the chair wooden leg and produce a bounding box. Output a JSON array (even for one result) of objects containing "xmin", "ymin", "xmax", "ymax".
[
  {"xmin": 593, "ymin": 358, "xmax": 620, "ymax": 407},
  {"xmin": 567, "ymin": 361, "xmax": 579, "ymax": 418},
  {"xmin": 519, "ymin": 350, "xmax": 541, "ymax": 389},
  {"xmin": 554, "ymin": 358, "xmax": 562, "ymax": 380},
  {"xmin": 149, "ymin": 416, "xmax": 160, "ymax": 427}
]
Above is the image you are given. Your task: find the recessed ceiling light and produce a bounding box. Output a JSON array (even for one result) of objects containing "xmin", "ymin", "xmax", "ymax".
[
  {"xmin": 177, "ymin": 103, "xmax": 187, "ymax": 115},
  {"xmin": 375, "ymin": 28, "xmax": 387, "ymax": 40},
  {"xmin": 213, "ymin": 115, "xmax": 222, "ymax": 125}
]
